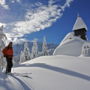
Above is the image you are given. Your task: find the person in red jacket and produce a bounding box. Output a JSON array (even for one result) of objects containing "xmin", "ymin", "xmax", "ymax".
[{"xmin": 2, "ymin": 42, "xmax": 13, "ymax": 74}]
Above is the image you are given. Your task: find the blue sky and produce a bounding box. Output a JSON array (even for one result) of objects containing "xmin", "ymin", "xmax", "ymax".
[
  {"xmin": 0, "ymin": 0, "xmax": 90, "ymax": 44},
  {"xmin": 26, "ymin": 0, "xmax": 90, "ymax": 44}
]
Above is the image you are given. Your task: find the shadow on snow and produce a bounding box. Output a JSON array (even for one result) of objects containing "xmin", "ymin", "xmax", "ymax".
[
  {"xmin": 9, "ymin": 74, "xmax": 32, "ymax": 90},
  {"xmin": 19, "ymin": 63, "xmax": 90, "ymax": 81}
]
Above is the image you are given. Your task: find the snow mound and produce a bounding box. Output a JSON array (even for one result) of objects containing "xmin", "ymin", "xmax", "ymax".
[
  {"xmin": 73, "ymin": 16, "xmax": 87, "ymax": 31},
  {"xmin": 53, "ymin": 32, "xmax": 85, "ymax": 56},
  {"xmin": 0, "ymin": 55, "xmax": 90, "ymax": 90}
]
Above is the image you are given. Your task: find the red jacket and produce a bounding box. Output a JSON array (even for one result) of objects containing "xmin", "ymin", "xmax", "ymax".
[{"xmin": 2, "ymin": 47, "xmax": 13, "ymax": 57}]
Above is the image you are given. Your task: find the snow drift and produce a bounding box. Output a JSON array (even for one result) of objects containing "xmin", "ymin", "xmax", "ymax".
[
  {"xmin": 0, "ymin": 55, "xmax": 90, "ymax": 90},
  {"xmin": 53, "ymin": 32, "xmax": 85, "ymax": 56}
]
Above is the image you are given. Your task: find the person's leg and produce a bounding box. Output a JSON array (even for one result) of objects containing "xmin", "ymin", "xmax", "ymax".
[
  {"xmin": 6, "ymin": 57, "xmax": 9, "ymax": 73},
  {"xmin": 6, "ymin": 57, "xmax": 13, "ymax": 73},
  {"xmin": 8, "ymin": 58, "xmax": 13, "ymax": 73}
]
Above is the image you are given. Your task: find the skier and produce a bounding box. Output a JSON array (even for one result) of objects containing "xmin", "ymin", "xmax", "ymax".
[{"xmin": 2, "ymin": 42, "xmax": 13, "ymax": 74}]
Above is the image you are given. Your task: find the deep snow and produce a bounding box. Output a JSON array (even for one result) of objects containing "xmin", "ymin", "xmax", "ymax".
[
  {"xmin": 0, "ymin": 55, "xmax": 90, "ymax": 90},
  {"xmin": 53, "ymin": 32, "xmax": 85, "ymax": 56}
]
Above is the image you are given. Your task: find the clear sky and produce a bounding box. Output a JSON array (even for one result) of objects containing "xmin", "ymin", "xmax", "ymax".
[{"xmin": 0, "ymin": 0, "xmax": 90, "ymax": 44}]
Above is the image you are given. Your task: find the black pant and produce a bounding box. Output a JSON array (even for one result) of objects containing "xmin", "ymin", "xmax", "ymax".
[{"xmin": 6, "ymin": 57, "xmax": 13, "ymax": 73}]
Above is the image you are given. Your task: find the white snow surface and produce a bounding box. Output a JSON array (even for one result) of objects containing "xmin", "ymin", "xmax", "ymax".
[
  {"xmin": 72, "ymin": 16, "xmax": 87, "ymax": 31},
  {"xmin": 53, "ymin": 32, "xmax": 85, "ymax": 56},
  {"xmin": 0, "ymin": 55, "xmax": 90, "ymax": 90}
]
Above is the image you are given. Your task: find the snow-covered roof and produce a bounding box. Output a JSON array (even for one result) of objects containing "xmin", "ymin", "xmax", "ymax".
[
  {"xmin": 53, "ymin": 33, "xmax": 85, "ymax": 56},
  {"xmin": 73, "ymin": 16, "xmax": 87, "ymax": 31}
]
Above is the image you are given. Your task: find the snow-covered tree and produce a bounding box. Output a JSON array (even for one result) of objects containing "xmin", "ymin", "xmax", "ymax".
[
  {"xmin": 31, "ymin": 39, "xmax": 38, "ymax": 59},
  {"xmin": 0, "ymin": 25, "xmax": 7, "ymax": 71},
  {"xmin": 23, "ymin": 42, "xmax": 31, "ymax": 60},
  {"xmin": 20, "ymin": 42, "xmax": 31, "ymax": 63},
  {"xmin": 19, "ymin": 51, "xmax": 25, "ymax": 63},
  {"xmin": 42, "ymin": 37, "xmax": 48, "ymax": 56}
]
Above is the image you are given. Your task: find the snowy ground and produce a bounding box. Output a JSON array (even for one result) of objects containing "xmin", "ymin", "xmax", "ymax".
[{"xmin": 0, "ymin": 55, "xmax": 90, "ymax": 90}]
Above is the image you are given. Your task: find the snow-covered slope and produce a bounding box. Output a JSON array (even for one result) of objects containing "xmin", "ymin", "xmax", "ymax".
[
  {"xmin": 0, "ymin": 55, "xmax": 90, "ymax": 90},
  {"xmin": 53, "ymin": 32, "xmax": 85, "ymax": 56}
]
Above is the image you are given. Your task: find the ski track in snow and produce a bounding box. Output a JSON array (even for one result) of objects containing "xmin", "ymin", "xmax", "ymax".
[
  {"xmin": 0, "ymin": 73, "xmax": 33, "ymax": 90},
  {"xmin": 0, "ymin": 55, "xmax": 90, "ymax": 90}
]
